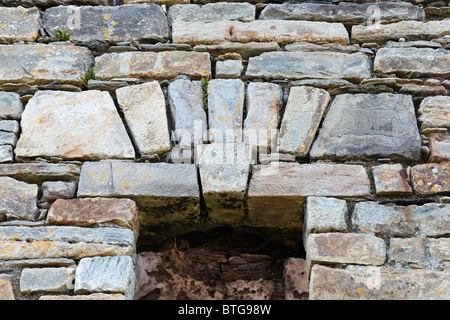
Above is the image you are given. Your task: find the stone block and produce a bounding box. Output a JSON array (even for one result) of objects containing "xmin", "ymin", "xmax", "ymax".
[
  {"xmin": 418, "ymin": 96, "xmax": 450, "ymax": 132},
  {"xmin": 0, "ymin": 176, "xmax": 38, "ymax": 221},
  {"xmin": 0, "ymin": 145, "xmax": 13, "ymax": 164},
  {"xmin": 193, "ymin": 41, "xmax": 281, "ymax": 59},
  {"xmin": 0, "ymin": 7, "xmax": 41, "ymax": 43},
  {"xmin": 372, "ymin": 164, "xmax": 413, "ymax": 195},
  {"xmin": 0, "ymin": 163, "xmax": 81, "ymax": 184},
  {"xmin": 283, "ymin": 258, "xmax": 308, "ymax": 300},
  {"xmin": 305, "ymin": 197, "xmax": 348, "ymax": 237},
  {"xmin": 20, "ymin": 267, "xmax": 75, "ymax": 294},
  {"xmin": 0, "ymin": 92, "xmax": 23, "ymax": 120},
  {"xmin": 388, "ymin": 237, "xmax": 428, "ymax": 264},
  {"xmin": 0, "ymin": 275, "xmax": 14, "ymax": 300},
  {"xmin": 215, "ymin": 60, "xmax": 244, "ymax": 79},
  {"xmin": 168, "ymin": 3, "xmax": 255, "ymax": 23},
  {"xmin": 411, "ymin": 163, "xmax": 450, "ymax": 196},
  {"xmin": 41, "ymin": 181, "xmax": 77, "ymax": 202}
]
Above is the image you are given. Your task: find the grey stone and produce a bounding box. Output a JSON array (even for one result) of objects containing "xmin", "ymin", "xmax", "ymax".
[
  {"xmin": 246, "ymin": 52, "xmax": 371, "ymax": 82},
  {"xmin": 429, "ymin": 238, "xmax": 450, "ymax": 262},
  {"xmin": 43, "ymin": 4, "xmax": 170, "ymax": 44},
  {"xmin": 0, "ymin": 131, "xmax": 16, "ymax": 146},
  {"xmin": 243, "ymin": 82, "xmax": 282, "ymax": 152},
  {"xmin": 15, "ymin": 90, "xmax": 135, "ymax": 161},
  {"xmin": 0, "ymin": 258, "xmax": 76, "ymax": 268},
  {"xmin": 388, "ymin": 238, "xmax": 428, "ymax": 264},
  {"xmin": 310, "ymin": 93, "xmax": 422, "ymax": 161},
  {"xmin": 283, "ymin": 42, "xmax": 373, "ymax": 55},
  {"xmin": 207, "ymin": 79, "xmax": 245, "ymax": 143},
  {"xmin": 0, "ymin": 145, "xmax": 13, "ymax": 163},
  {"xmin": 74, "ymin": 256, "xmax": 135, "ymax": 299},
  {"xmin": 0, "ymin": 92, "xmax": 23, "ymax": 120},
  {"xmin": 0, "ymin": 162, "xmax": 81, "ymax": 184},
  {"xmin": 0, "ymin": 176, "xmax": 38, "ymax": 221},
  {"xmin": 0, "ymin": 120, "xmax": 19, "ymax": 134},
  {"xmin": 116, "ymin": 82, "xmax": 171, "ymax": 157},
  {"xmin": 374, "ymin": 48, "xmax": 450, "ymax": 78},
  {"xmin": 168, "ymin": 3, "xmax": 255, "ymax": 24},
  {"xmin": 140, "ymin": 43, "xmax": 192, "ymax": 52},
  {"xmin": 167, "ymin": 79, "xmax": 207, "ymax": 148},
  {"xmin": 0, "ymin": 44, "xmax": 94, "ymax": 87},
  {"xmin": 215, "ymin": 60, "xmax": 244, "ymax": 78},
  {"xmin": 430, "ymin": 139, "xmax": 450, "ymax": 163},
  {"xmin": 278, "ymin": 86, "xmax": 330, "ymax": 157},
  {"xmin": 41, "ymin": 181, "xmax": 77, "ymax": 202},
  {"xmin": 0, "ymin": 7, "xmax": 41, "ymax": 43},
  {"xmin": 20, "ymin": 267, "xmax": 75, "ymax": 294},
  {"xmin": 193, "ymin": 41, "xmax": 281, "ymax": 59},
  {"xmin": 352, "ymin": 201, "xmax": 450, "ymax": 237},
  {"xmin": 305, "ymin": 197, "xmax": 348, "ymax": 237},
  {"xmin": 385, "ymin": 40, "xmax": 443, "ymax": 49}
]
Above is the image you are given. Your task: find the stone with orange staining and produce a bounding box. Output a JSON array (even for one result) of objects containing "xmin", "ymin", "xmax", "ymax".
[
  {"xmin": 46, "ymin": 198, "xmax": 139, "ymax": 231},
  {"xmin": 310, "ymin": 264, "xmax": 450, "ymax": 300},
  {"xmin": 278, "ymin": 86, "xmax": 330, "ymax": 157},
  {"xmin": 411, "ymin": 163, "xmax": 450, "ymax": 196},
  {"xmin": 0, "ymin": 274, "xmax": 14, "ymax": 300},
  {"xmin": 15, "ymin": 90, "xmax": 135, "ymax": 161},
  {"xmin": 0, "ymin": 176, "xmax": 38, "ymax": 221},
  {"xmin": 0, "ymin": 163, "xmax": 80, "ymax": 184},
  {"xmin": 306, "ymin": 233, "xmax": 386, "ymax": 271},
  {"xmin": 389, "ymin": 238, "xmax": 428, "ymax": 264},
  {"xmin": 418, "ymin": 96, "xmax": 450, "ymax": 133},
  {"xmin": 20, "ymin": 267, "xmax": 75, "ymax": 295},
  {"xmin": 0, "ymin": 7, "xmax": 41, "ymax": 43},
  {"xmin": 43, "ymin": 4, "xmax": 169, "ymax": 44},
  {"xmin": 429, "ymin": 139, "xmax": 450, "ymax": 163},
  {"xmin": 372, "ymin": 164, "xmax": 413, "ymax": 195}
]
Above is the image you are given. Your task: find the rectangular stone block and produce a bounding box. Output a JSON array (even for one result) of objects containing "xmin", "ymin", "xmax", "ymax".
[
  {"xmin": 0, "ymin": 92, "xmax": 23, "ymax": 120},
  {"xmin": 0, "ymin": 120, "xmax": 19, "ymax": 134},
  {"xmin": 352, "ymin": 202, "xmax": 450, "ymax": 237},
  {"xmin": 0, "ymin": 162, "xmax": 81, "ymax": 184},
  {"xmin": 278, "ymin": 86, "xmax": 330, "ymax": 157},
  {"xmin": 411, "ymin": 163, "xmax": 450, "ymax": 196},
  {"xmin": 0, "ymin": 7, "xmax": 41, "ymax": 43},
  {"xmin": 94, "ymin": 51, "xmax": 211, "ymax": 81},
  {"xmin": 352, "ymin": 20, "xmax": 450, "ymax": 44},
  {"xmin": 0, "ymin": 145, "xmax": 13, "ymax": 164},
  {"xmin": 374, "ymin": 48, "xmax": 450, "ymax": 78},
  {"xmin": 418, "ymin": 96, "xmax": 450, "ymax": 132},
  {"xmin": 20, "ymin": 267, "xmax": 75, "ymax": 295},
  {"xmin": 429, "ymin": 238, "xmax": 450, "ymax": 262},
  {"xmin": 306, "ymin": 233, "xmax": 386, "ymax": 268},
  {"xmin": 310, "ymin": 265, "xmax": 450, "ymax": 300},
  {"xmin": 0, "ymin": 44, "xmax": 94, "ymax": 87},
  {"xmin": 0, "ymin": 176, "xmax": 38, "ymax": 221},
  {"xmin": 372, "ymin": 164, "xmax": 413, "ymax": 195},
  {"xmin": 44, "ymin": 4, "xmax": 170, "ymax": 44},
  {"xmin": 193, "ymin": 41, "xmax": 281, "ymax": 59},
  {"xmin": 388, "ymin": 238, "xmax": 428, "ymax": 264},
  {"xmin": 246, "ymin": 52, "xmax": 371, "ymax": 82},
  {"xmin": 41, "ymin": 181, "xmax": 77, "ymax": 202},
  {"xmin": 77, "ymin": 160, "xmax": 200, "ymax": 231},
  {"xmin": 172, "ymin": 20, "xmax": 349, "ymax": 45},
  {"xmin": 305, "ymin": 197, "xmax": 348, "ymax": 237},
  {"xmin": 0, "ymin": 131, "xmax": 16, "ymax": 146},
  {"xmin": 429, "ymin": 139, "xmax": 450, "ymax": 163},
  {"xmin": 168, "ymin": 3, "xmax": 255, "ymax": 23}
]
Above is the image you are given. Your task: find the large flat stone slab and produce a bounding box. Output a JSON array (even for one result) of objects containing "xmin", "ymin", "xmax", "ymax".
[
  {"xmin": 77, "ymin": 160, "xmax": 200, "ymax": 231},
  {"xmin": 43, "ymin": 4, "xmax": 170, "ymax": 44},
  {"xmin": 411, "ymin": 163, "xmax": 450, "ymax": 196},
  {"xmin": 95, "ymin": 51, "xmax": 211, "ymax": 80},
  {"xmin": 0, "ymin": 176, "xmax": 38, "ymax": 221},
  {"xmin": 116, "ymin": 82, "xmax": 171, "ymax": 157},
  {"xmin": 0, "ymin": 7, "xmax": 41, "ymax": 43},
  {"xmin": 374, "ymin": 48, "xmax": 450, "ymax": 78},
  {"xmin": 246, "ymin": 52, "xmax": 371, "ymax": 82},
  {"xmin": 0, "ymin": 44, "xmax": 94, "ymax": 87},
  {"xmin": 168, "ymin": 3, "xmax": 255, "ymax": 23},
  {"xmin": 278, "ymin": 86, "xmax": 330, "ymax": 157},
  {"xmin": 0, "ymin": 162, "xmax": 80, "ymax": 184},
  {"xmin": 15, "ymin": 90, "xmax": 135, "ymax": 161},
  {"xmin": 172, "ymin": 20, "xmax": 349, "ymax": 45},
  {"xmin": 310, "ymin": 93, "xmax": 422, "ymax": 161}
]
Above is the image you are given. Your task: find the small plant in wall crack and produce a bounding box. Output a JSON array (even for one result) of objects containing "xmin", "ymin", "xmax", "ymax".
[
  {"xmin": 81, "ymin": 67, "xmax": 95, "ymax": 89},
  {"xmin": 201, "ymin": 76, "xmax": 209, "ymax": 112},
  {"xmin": 55, "ymin": 28, "xmax": 70, "ymax": 41}
]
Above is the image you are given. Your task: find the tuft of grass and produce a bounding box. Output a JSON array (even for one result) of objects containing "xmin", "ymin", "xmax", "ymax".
[
  {"xmin": 201, "ymin": 76, "xmax": 209, "ymax": 112},
  {"xmin": 81, "ymin": 67, "xmax": 95, "ymax": 89},
  {"xmin": 55, "ymin": 28, "xmax": 69, "ymax": 41}
]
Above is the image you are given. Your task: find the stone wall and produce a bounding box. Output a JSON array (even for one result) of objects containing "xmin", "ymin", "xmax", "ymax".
[{"xmin": 0, "ymin": 0, "xmax": 449, "ymax": 300}]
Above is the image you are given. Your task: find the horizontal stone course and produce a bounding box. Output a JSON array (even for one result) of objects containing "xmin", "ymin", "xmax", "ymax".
[
  {"xmin": 168, "ymin": 3, "xmax": 255, "ymax": 23},
  {"xmin": 0, "ymin": 162, "xmax": 81, "ymax": 184}
]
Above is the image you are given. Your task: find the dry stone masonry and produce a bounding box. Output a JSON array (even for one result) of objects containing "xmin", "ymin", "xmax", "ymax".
[{"xmin": 0, "ymin": 0, "xmax": 449, "ymax": 301}]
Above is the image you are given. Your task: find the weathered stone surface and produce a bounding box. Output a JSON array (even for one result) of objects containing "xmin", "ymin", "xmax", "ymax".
[
  {"xmin": 47, "ymin": 198, "xmax": 138, "ymax": 230},
  {"xmin": 246, "ymin": 52, "xmax": 371, "ymax": 82},
  {"xmin": 168, "ymin": 79, "xmax": 207, "ymax": 148},
  {"xmin": 75, "ymin": 256, "xmax": 135, "ymax": 299},
  {"xmin": 0, "ymin": 44, "xmax": 94, "ymax": 86},
  {"xmin": 0, "ymin": 258, "xmax": 76, "ymax": 268},
  {"xmin": 116, "ymin": 82, "xmax": 171, "ymax": 157},
  {"xmin": 208, "ymin": 79, "xmax": 245, "ymax": 143},
  {"xmin": 44, "ymin": 4, "xmax": 170, "ymax": 44},
  {"xmin": 418, "ymin": 96, "xmax": 450, "ymax": 132},
  {"xmin": 260, "ymin": 2, "xmax": 424, "ymax": 23},
  {"xmin": 5, "ymin": 0, "xmax": 114, "ymax": 7},
  {"xmin": 399, "ymin": 84, "xmax": 447, "ymax": 97},
  {"xmin": 429, "ymin": 238, "xmax": 450, "ymax": 262},
  {"xmin": 248, "ymin": 163, "xmax": 370, "ymax": 229},
  {"xmin": 197, "ymin": 143, "xmax": 251, "ymax": 225},
  {"xmin": 0, "ymin": 162, "xmax": 81, "ymax": 184},
  {"xmin": 20, "ymin": 267, "xmax": 75, "ymax": 294},
  {"xmin": 0, "ymin": 7, "xmax": 41, "ymax": 43},
  {"xmin": 15, "ymin": 90, "xmax": 135, "ymax": 161},
  {"xmin": 374, "ymin": 48, "xmax": 450, "ymax": 78},
  {"xmin": 372, "ymin": 164, "xmax": 413, "ymax": 196},
  {"xmin": 284, "ymin": 41, "xmax": 373, "ymax": 55},
  {"xmin": 226, "ymin": 279, "xmax": 276, "ymax": 300},
  {"xmin": 310, "ymin": 93, "xmax": 422, "ymax": 161},
  {"xmin": 0, "ymin": 92, "xmax": 23, "ymax": 120},
  {"xmin": 352, "ymin": 201, "xmax": 450, "ymax": 237},
  {"xmin": 77, "ymin": 161, "xmax": 200, "ymax": 230},
  {"xmin": 168, "ymin": 3, "xmax": 255, "ymax": 24},
  {"xmin": 0, "ymin": 274, "xmax": 14, "ymax": 300},
  {"xmin": 411, "ymin": 163, "xmax": 450, "ymax": 196},
  {"xmin": 352, "ymin": 20, "xmax": 450, "ymax": 44},
  {"xmin": 41, "ymin": 181, "xmax": 77, "ymax": 202},
  {"xmin": 0, "ymin": 131, "xmax": 16, "ymax": 146},
  {"xmin": 243, "ymin": 82, "xmax": 282, "ymax": 151},
  {"xmin": 430, "ymin": 139, "xmax": 450, "ymax": 162},
  {"xmin": 39, "ymin": 293, "xmax": 128, "ymax": 300},
  {"xmin": 310, "ymin": 264, "xmax": 450, "ymax": 300},
  {"xmin": 0, "ymin": 145, "xmax": 13, "ymax": 164},
  {"xmin": 305, "ymin": 197, "xmax": 348, "ymax": 237},
  {"xmin": 385, "ymin": 40, "xmax": 443, "ymax": 49},
  {"xmin": 193, "ymin": 41, "xmax": 281, "ymax": 59},
  {"xmin": 0, "ymin": 120, "xmax": 19, "ymax": 134},
  {"xmin": 95, "ymin": 51, "xmax": 211, "ymax": 81},
  {"xmin": 124, "ymin": 0, "xmax": 188, "ymax": 6},
  {"xmin": 283, "ymin": 258, "xmax": 308, "ymax": 300},
  {"xmin": 0, "ymin": 176, "xmax": 38, "ymax": 221},
  {"xmin": 307, "ymin": 233, "xmax": 386, "ymax": 267},
  {"xmin": 389, "ymin": 237, "xmax": 428, "ymax": 264},
  {"xmin": 215, "ymin": 60, "xmax": 244, "ymax": 79},
  {"xmin": 278, "ymin": 86, "xmax": 330, "ymax": 157},
  {"xmin": 172, "ymin": 20, "xmax": 349, "ymax": 46}
]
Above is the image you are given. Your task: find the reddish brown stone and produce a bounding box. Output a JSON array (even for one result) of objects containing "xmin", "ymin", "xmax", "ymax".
[
  {"xmin": 372, "ymin": 164, "xmax": 412, "ymax": 195},
  {"xmin": 46, "ymin": 198, "xmax": 138, "ymax": 230},
  {"xmin": 411, "ymin": 163, "xmax": 450, "ymax": 196}
]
